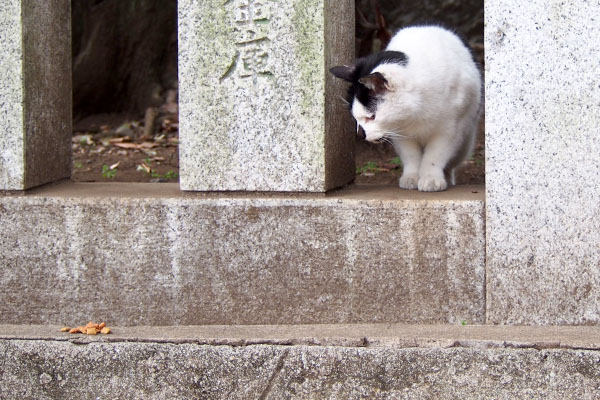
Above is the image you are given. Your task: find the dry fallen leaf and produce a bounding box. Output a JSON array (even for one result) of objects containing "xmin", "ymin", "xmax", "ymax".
[
  {"xmin": 137, "ymin": 163, "xmax": 152, "ymax": 174},
  {"xmin": 113, "ymin": 142, "xmax": 139, "ymax": 149},
  {"xmin": 109, "ymin": 136, "xmax": 131, "ymax": 144},
  {"xmin": 139, "ymin": 142, "xmax": 158, "ymax": 149}
]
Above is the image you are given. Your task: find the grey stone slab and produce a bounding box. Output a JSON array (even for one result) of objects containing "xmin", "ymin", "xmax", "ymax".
[
  {"xmin": 0, "ymin": 182, "xmax": 485, "ymax": 326},
  {"xmin": 0, "ymin": 0, "xmax": 71, "ymax": 190},
  {"xmin": 485, "ymin": 1, "xmax": 600, "ymax": 324},
  {"xmin": 178, "ymin": 0, "xmax": 355, "ymax": 191},
  {"xmin": 1, "ymin": 328, "xmax": 600, "ymax": 399}
]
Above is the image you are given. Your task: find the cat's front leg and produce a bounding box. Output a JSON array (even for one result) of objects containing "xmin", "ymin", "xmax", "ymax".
[
  {"xmin": 393, "ymin": 139, "xmax": 421, "ymax": 190},
  {"xmin": 418, "ymin": 134, "xmax": 456, "ymax": 192}
]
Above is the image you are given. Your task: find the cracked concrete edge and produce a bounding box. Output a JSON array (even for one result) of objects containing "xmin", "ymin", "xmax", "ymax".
[
  {"xmin": 3, "ymin": 338, "xmax": 600, "ymax": 399},
  {"xmin": 258, "ymin": 349, "xmax": 289, "ymax": 400},
  {"xmin": 2, "ymin": 324, "xmax": 600, "ymax": 351}
]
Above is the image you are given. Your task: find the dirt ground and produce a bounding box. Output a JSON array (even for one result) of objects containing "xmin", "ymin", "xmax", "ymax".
[
  {"xmin": 72, "ymin": 108, "xmax": 180, "ymax": 183},
  {"xmin": 71, "ymin": 111, "xmax": 484, "ymax": 186}
]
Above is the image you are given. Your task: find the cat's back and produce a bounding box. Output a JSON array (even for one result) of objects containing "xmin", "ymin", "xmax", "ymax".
[{"xmin": 387, "ymin": 25, "xmax": 477, "ymax": 75}]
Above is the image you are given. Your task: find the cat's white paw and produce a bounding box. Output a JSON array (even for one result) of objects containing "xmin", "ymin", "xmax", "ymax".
[
  {"xmin": 399, "ymin": 174, "xmax": 419, "ymax": 190},
  {"xmin": 418, "ymin": 176, "xmax": 448, "ymax": 192}
]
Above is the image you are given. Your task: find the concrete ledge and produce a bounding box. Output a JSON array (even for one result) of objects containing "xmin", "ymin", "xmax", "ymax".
[
  {"xmin": 2, "ymin": 324, "xmax": 600, "ymax": 350},
  {"xmin": 1, "ymin": 324, "xmax": 599, "ymax": 399},
  {"xmin": 0, "ymin": 182, "xmax": 485, "ymax": 326}
]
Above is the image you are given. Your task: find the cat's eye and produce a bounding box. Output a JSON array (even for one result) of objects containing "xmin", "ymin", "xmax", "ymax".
[{"xmin": 365, "ymin": 115, "xmax": 375, "ymax": 122}]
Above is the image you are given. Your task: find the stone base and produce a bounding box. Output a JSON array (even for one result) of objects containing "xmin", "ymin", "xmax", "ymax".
[
  {"xmin": 2, "ymin": 324, "xmax": 600, "ymax": 399},
  {"xmin": 0, "ymin": 182, "xmax": 485, "ymax": 325}
]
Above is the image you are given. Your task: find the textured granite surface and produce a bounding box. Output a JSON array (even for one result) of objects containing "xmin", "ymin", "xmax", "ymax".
[
  {"xmin": 0, "ymin": 0, "xmax": 24, "ymax": 189},
  {"xmin": 2, "ymin": 334, "xmax": 600, "ymax": 399},
  {"xmin": 0, "ymin": 0, "xmax": 71, "ymax": 190},
  {"xmin": 0, "ymin": 183, "xmax": 485, "ymax": 326},
  {"xmin": 178, "ymin": 0, "xmax": 355, "ymax": 191},
  {"xmin": 485, "ymin": 1, "xmax": 600, "ymax": 324}
]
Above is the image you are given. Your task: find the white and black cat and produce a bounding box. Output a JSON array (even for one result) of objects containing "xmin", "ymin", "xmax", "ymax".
[{"xmin": 331, "ymin": 25, "xmax": 482, "ymax": 192}]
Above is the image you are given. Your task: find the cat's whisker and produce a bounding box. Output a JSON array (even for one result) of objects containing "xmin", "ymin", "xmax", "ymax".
[
  {"xmin": 371, "ymin": 130, "xmax": 415, "ymax": 141},
  {"xmin": 384, "ymin": 132, "xmax": 413, "ymax": 140}
]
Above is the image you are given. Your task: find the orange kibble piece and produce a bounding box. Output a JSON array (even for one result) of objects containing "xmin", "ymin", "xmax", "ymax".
[
  {"xmin": 63, "ymin": 321, "xmax": 110, "ymax": 335},
  {"xmin": 86, "ymin": 327, "xmax": 98, "ymax": 335}
]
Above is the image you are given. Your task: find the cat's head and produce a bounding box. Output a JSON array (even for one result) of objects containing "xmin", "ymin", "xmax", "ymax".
[{"xmin": 330, "ymin": 51, "xmax": 408, "ymax": 143}]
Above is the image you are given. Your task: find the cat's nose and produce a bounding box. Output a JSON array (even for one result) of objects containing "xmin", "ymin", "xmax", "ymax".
[{"xmin": 357, "ymin": 125, "xmax": 366, "ymax": 140}]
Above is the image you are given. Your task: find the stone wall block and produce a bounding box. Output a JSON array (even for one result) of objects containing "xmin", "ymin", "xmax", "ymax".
[
  {"xmin": 178, "ymin": 0, "xmax": 355, "ymax": 192},
  {"xmin": 0, "ymin": 0, "xmax": 71, "ymax": 190}
]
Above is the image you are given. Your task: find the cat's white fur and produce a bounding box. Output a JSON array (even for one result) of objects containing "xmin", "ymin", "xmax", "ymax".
[{"xmin": 353, "ymin": 26, "xmax": 481, "ymax": 191}]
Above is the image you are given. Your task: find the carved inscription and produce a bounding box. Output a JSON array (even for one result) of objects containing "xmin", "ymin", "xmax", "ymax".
[{"xmin": 222, "ymin": 0, "xmax": 273, "ymax": 82}]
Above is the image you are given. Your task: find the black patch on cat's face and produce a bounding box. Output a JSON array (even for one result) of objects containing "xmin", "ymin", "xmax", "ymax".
[{"xmin": 330, "ymin": 51, "xmax": 408, "ymax": 114}]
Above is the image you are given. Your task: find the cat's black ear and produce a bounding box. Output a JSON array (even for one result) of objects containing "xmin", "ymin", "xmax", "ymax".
[
  {"xmin": 358, "ymin": 72, "xmax": 389, "ymax": 94},
  {"xmin": 329, "ymin": 65, "xmax": 355, "ymax": 82}
]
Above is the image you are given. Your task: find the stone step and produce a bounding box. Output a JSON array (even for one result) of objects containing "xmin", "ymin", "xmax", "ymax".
[
  {"xmin": 0, "ymin": 182, "xmax": 485, "ymax": 326},
  {"xmin": 1, "ymin": 324, "xmax": 600, "ymax": 399}
]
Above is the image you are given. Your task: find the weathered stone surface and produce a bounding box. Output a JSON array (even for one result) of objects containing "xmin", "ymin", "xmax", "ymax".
[
  {"xmin": 485, "ymin": 1, "xmax": 600, "ymax": 324},
  {"xmin": 0, "ymin": 0, "xmax": 25, "ymax": 190},
  {"xmin": 1, "ymin": 324, "xmax": 600, "ymax": 399},
  {"xmin": 178, "ymin": 0, "xmax": 355, "ymax": 191},
  {"xmin": 0, "ymin": 0, "xmax": 71, "ymax": 190},
  {"xmin": 0, "ymin": 182, "xmax": 485, "ymax": 325}
]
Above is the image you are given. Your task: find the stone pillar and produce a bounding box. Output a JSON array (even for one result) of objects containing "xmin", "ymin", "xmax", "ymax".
[
  {"xmin": 486, "ymin": 1, "xmax": 600, "ymax": 324},
  {"xmin": 0, "ymin": 0, "xmax": 71, "ymax": 191},
  {"xmin": 178, "ymin": 0, "xmax": 355, "ymax": 192}
]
